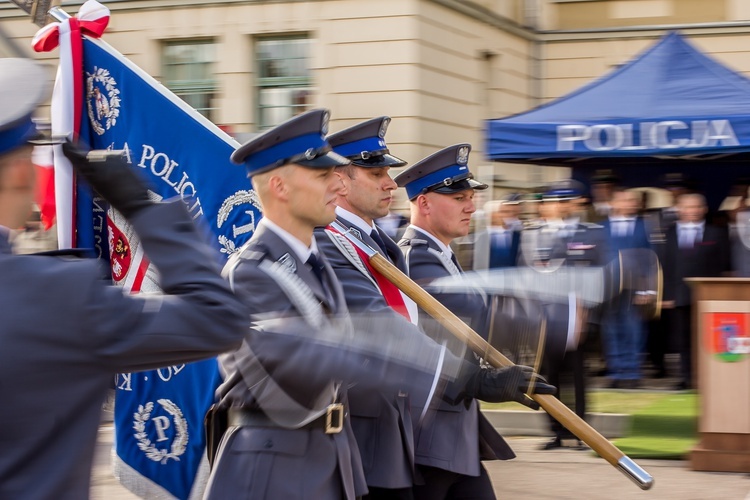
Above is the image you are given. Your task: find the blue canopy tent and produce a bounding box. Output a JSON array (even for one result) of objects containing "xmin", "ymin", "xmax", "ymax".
[{"xmin": 485, "ymin": 32, "xmax": 750, "ymax": 209}]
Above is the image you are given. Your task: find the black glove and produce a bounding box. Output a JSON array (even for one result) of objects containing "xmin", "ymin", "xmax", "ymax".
[
  {"xmin": 62, "ymin": 140, "xmax": 153, "ymax": 218},
  {"xmin": 445, "ymin": 363, "xmax": 556, "ymax": 410}
]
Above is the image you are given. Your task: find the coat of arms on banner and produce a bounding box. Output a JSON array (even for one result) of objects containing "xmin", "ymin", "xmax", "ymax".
[{"xmin": 86, "ymin": 66, "xmax": 120, "ymax": 135}]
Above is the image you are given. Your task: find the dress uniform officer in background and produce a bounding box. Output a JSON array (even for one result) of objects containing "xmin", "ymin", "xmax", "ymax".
[
  {"xmin": 0, "ymin": 59, "xmax": 248, "ymax": 500},
  {"xmin": 521, "ymin": 180, "xmax": 608, "ymax": 450},
  {"xmin": 203, "ymin": 110, "xmax": 544, "ymax": 499},
  {"xmin": 395, "ymin": 144, "xmax": 556, "ymax": 500}
]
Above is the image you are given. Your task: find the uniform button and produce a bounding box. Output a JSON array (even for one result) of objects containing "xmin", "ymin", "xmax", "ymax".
[{"xmin": 264, "ymin": 439, "xmax": 273, "ymax": 449}]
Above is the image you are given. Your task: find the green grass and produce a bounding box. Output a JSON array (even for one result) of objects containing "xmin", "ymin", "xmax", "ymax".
[
  {"xmin": 480, "ymin": 391, "xmax": 668, "ymax": 413},
  {"xmin": 481, "ymin": 391, "xmax": 700, "ymax": 460},
  {"xmin": 612, "ymin": 393, "xmax": 698, "ymax": 459}
]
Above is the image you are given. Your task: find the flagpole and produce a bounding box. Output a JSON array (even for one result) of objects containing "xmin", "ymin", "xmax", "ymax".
[
  {"xmin": 48, "ymin": 6, "xmax": 70, "ymax": 22},
  {"xmin": 329, "ymin": 220, "xmax": 655, "ymax": 491}
]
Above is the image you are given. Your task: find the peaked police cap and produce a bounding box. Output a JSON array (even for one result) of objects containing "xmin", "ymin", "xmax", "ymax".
[
  {"xmin": 231, "ymin": 109, "xmax": 350, "ymax": 176},
  {"xmin": 0, "ymin": 59, "xmax": 51, "ymax": 156},
  {"xmin": 394, "ymin": 144, "xmax": 487, "ymax": 200},
  {"xmin": 326, "ymin": 116, "xmax": 406, "ymax": 168}
]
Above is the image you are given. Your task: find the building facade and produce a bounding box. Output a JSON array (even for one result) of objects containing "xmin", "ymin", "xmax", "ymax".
[{"xmin": 2, "ymin": 0, "xmax": 750, "ymax": 209}]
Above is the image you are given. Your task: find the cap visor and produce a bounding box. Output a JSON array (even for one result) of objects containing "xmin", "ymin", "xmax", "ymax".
[
  {"xmin": 351, "ymin": 153, "xmax": 407, "ymax": 168},
  {"xmin": 432, "ymin": 178, "xmax": 488, "ymax": 194},
  {"xmin": 296, "ymin": 150, "xmax": 351, "ymax": 169}
]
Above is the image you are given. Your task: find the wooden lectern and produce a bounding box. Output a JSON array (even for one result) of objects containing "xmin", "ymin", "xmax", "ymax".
[{"xmin": 686, "ymin": 278, "xmax": 750, "ymax": 473}]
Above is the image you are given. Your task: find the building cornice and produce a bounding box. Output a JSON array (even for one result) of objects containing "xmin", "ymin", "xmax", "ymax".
[
  {"xmin": 539, "ymin": 22, "xmax": 750, "ymax": 41},
  {"xmin": 427, "ymin": 0, "xmax": 536, "ymax": 41}
]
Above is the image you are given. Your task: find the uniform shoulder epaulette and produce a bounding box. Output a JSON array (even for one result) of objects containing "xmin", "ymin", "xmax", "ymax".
[
  {"xmin": 523, "ymin": 222, "xmax": 544, "ymax": 230},
  {"xmin": 581, "ymin": 222, "xmax": 604, "ymax": 229},
  {"xmin": 237, "ymin": 248, "xmax": 265, "ymax": 261},
  {"xmin": 399, "ymin": 237, "xmax": 428, "ymax": 247}
]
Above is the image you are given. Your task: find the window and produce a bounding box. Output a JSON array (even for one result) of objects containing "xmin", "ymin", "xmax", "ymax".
[
  {"xmin": 256, "ymin": 36, "xmax": 312, "ymax": 130},
  {"xmin": 163, "ymin": 40, "xmax": 217, "ymax": 121}
]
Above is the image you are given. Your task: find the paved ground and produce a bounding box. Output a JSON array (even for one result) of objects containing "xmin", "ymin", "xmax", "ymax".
[{"xmin": 90, "ymin": 425, "xmax": 750, "ymax": 500}]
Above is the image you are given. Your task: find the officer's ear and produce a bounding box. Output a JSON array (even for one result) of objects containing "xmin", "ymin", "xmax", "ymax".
[
  {"xmin": 415, "ymin": 193, "xmax": 430, "ymax": 215},
  {"xmin": 334, "ymin": 168, "xmax": 350, "ymax": 197}
]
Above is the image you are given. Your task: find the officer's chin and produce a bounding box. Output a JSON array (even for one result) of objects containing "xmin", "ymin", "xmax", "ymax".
[{"xmin": 319, "ymin": 209, "xmax": 337, "ymax": 227}]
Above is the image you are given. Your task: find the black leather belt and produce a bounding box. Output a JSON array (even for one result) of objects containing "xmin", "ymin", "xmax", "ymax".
[{"xmin": 227, "ymin": 404, "xmax": 344, "ymax": 434}]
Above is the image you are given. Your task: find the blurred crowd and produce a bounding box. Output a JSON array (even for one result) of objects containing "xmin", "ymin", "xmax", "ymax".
[{"xmin": 379, "ymin": 169, "xmax": 750, "ymax": 396}]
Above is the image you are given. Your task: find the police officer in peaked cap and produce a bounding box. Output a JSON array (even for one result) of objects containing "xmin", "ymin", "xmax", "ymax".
[
  {"xmin": 318, "ymin": 117, "xmax": 417, "ymax": 499},
  {"xmin": 0, "ymin": 59, "xmax": 248, "ymax": 499},
  {"xmin": 395, "ymin": 144, "xmax": 555, "ymax": 500},
  {"xmin": 527, "ymin": 179, "xmax": 608, "ymax": 450},
  {"xmin": 204, "ymin": 110, "xmax": 489, "ymax": 500}
]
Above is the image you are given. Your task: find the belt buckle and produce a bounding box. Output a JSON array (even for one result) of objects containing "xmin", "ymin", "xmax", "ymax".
[{"xmin": 325, "ymin": 403, "xmax": 344, "ymax": 434}]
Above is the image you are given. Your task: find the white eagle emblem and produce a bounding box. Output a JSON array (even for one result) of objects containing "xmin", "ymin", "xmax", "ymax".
[
  {"xmin": 456, "ymin": 146, "xmax": 469, "ymax": 165},
  {"xmin": 86, "ymin": 66, "xmax": 121, "ymax": 136}
]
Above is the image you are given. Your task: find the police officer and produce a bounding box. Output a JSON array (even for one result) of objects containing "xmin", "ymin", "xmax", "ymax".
[
  {"xmin": 395, "ymin": 144, "xmax": 556, "ymax": 500},
  {"xmin": 317, "ymin": 116, "xmax": 418, "ymax": 499},
  {"xmin": 0, "ymin": 59, "xmax": 248, "ymax": 499},
  {"xmin": 522, "ymin": 180, "xmax": 608, "ymax": 450}
]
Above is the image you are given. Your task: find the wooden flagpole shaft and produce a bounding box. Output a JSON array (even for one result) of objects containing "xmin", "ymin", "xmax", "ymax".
[
  {"xmin": 327, "ymin": 218, "xmax": 654, "ymax": 490},
  {"xmin": 369, "ymin": 252, "xmax": 654, "ymax": 490}
]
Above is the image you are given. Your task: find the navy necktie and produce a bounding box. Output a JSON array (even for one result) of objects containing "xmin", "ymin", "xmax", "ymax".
[
  {"xmin": 306, "ymin": 253, "xmax": 325, "ymax": 285},
  {"xmin": 370, "ymin": 229, "xmax": 388, "ymax": 255}
]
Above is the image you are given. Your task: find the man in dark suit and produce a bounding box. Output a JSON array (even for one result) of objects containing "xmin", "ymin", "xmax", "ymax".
[
  {"xmin": 601, "ymin": 187, "xmax": 652, "ymax": 388},
  {"xmin": 0, "ymin": 59, "xmax": 248, "ymax": 500},
  {"xmin": 395, "ymin": 144, "xmax": 556, "ymax": 500},
  {"xmin": 472, "ymin": 194, "xmax": 522, "ymax": 270},
  {"xmin": 662, "ymin": 193, "xmax": 730, "ymax": 390}
]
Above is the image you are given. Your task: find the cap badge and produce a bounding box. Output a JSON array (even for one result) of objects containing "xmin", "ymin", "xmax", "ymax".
[
  {"xmin": 321, "ymin": 110, "xmax": 330, "ymax": 135},
  {"xmin": 457, "ymin": 146, "xmax": 469, "ymax": 165},
  {"xmin": 379, "ymin": 118, "xmax": 390, "ymax": 138}
]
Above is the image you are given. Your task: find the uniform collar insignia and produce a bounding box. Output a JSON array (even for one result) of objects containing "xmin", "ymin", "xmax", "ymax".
[{"xmin": 277, "ymin": 252, "xmax": 297, "ymax": 272}]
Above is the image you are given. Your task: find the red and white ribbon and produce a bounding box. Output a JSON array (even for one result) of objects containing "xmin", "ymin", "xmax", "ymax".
[{"xmin": 31, "ymin": 0, "xmax": 110, "ymax": 248}]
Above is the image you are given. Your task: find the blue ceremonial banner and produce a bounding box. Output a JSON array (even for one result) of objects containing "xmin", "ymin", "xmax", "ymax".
[{"xmin": 75, "ymin": 37, "xmax": 259, "ymax": 499}]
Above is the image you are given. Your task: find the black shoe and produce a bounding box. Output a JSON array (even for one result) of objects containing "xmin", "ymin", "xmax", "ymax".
[
  {"xmin": 540, "ymin": 437, "xmax": 561, "ymax": 450},
  {"xmin": 623, "ymin": 380, "xmax": 641, "ymax": 390},
  {"xmin": 572, "ymin": 440, "xmax": 588, "ymax": 451},
  {"xmin": 654, "ymin": 367, "xmax": 667, "ymax": 379},
  {"xmin": 607, "ymin": 379, "xmax": 621, "ymax": 389}
]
